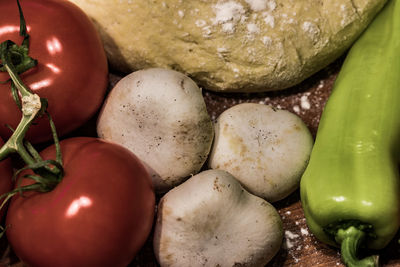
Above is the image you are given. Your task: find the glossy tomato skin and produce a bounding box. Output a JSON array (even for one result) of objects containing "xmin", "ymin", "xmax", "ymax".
[
  {"xmin": 6, "ymin": 137, "xmax": 155, "ymax": 267},
  {"xmin": 0, "ymin": 138, "xmax": 13, "ymax": 219},
  {"xmin": 0, "ymin": 0, "xmax": 108, "ymax": 144}
]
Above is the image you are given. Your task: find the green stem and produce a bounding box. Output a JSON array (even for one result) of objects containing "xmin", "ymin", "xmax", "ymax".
[
  {"xmin": 0, "ymin": 46, "xmax": 45, "ymax": 163},
  {"xmin": 0, "ymin": 56, "xmax": 63, "ymax": 191},
  {"xmin": 336, "ymin": 226, "xmax": 379, "ymax": 267},
  {"xmin": 0, "ymin": 113, "xmax": 37, "ymax": 164},
  {"xmin": 3, "ymin": 61, "xmax": 32, "ymax": 97},
  {"xmin": 46, "ymin": 112, "xmax": 62, "ymax": 167}
]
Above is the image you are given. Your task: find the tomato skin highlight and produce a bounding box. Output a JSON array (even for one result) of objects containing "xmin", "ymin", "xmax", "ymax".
[
  {"xmin": 0, "ymin": 0, "xmax": 108, "ymax": 144},
  {"xmin": 6, "ymin": 137, "xmax": 155, "ymax": 267}
]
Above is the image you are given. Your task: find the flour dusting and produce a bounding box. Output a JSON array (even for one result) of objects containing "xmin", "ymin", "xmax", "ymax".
[
  {"xmin": 302, "ymin": 21, "xmax": 320, "ymax": 41},
  {"xmin": 212, "ymin": 1, "xmax": 246, "ymax": 33}
]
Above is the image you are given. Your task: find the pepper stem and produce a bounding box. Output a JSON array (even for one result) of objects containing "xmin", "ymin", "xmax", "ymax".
[{"xmin": 335, "ymin": 226, "xmax": 379, "ymax": 267}]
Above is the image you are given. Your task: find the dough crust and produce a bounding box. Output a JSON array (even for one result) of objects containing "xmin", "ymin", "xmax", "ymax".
[{"xmin": 69, "ymin": 0, "xmax": 386, "ymax": 92}]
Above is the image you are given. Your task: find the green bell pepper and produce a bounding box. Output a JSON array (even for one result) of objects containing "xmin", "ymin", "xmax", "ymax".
[{"xmin": 300, "ymin": 0, "xmax": 400, "ymax": 266}]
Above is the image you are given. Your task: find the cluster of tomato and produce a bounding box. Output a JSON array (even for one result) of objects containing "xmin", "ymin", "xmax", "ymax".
[{"xmin": 0, "ymin": 0, "xmax": 155, "ymax": 266}]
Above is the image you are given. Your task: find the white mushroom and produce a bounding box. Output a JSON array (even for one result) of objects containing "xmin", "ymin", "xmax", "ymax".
[
  {"xmin": 97, "ymin": 68, "xmax": 214, "ymax": 193},
  {"xmin": 208, "ymin": 103, "xmax": 313, "ymax": 202},
  {"xmin": 153, "ymin": 169, "xmax": 283, "ymax": 267}
]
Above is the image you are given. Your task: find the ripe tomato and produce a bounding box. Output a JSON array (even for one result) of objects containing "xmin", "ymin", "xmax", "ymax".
[
  {"xmin": 0, "ymin": 0, "xmax": 108, "ymax": 144},
  {"xmin": 6, "ymin": 137, "xmax": 155, "ymax": 267},
  {"xmin": 0, "ymin": 138, "xmax": 13, "ymax": 219}
]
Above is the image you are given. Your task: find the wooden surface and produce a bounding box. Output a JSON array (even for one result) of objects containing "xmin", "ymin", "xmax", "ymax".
[{"xmin": 2, "ymin": 57, "xmax": 400, "ymax": 266}]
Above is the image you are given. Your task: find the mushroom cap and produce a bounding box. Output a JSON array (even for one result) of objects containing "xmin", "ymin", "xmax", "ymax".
[
  {"xmin": 97, "ymin": 68, "xmax": 214, "ymax": 193},
  {"xmin": 208, "ymin": 103, "xmax": 313, "ymax": 202},
  {"xmin": 153, "ymin": 169, "xmax": 283, "ymax": 267}
]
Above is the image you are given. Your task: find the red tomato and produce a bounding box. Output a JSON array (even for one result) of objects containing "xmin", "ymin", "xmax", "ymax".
[
  {"xmin": 0, "ymin": 138, "xmax": 13, "ymax": 219},
  {"xmin": 0, "ymin": 0, "xmax": 108, "ymax": 144},
  {"xmin": 6, "ymin": 137, "xmax": 155, "ymax": 267}
]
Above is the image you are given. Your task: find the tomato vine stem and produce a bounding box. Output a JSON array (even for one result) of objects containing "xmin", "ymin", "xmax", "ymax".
[
  {"xmin": 0, "ymin": 48, "xmax": 46, "ymax": 164},
  {"xmin": 0, "ymin": 50, "xmax": 62, "ymax": 180},
  {"xmin": 0, "ymin": 0, "xmax": 63, "ymax": 195}
]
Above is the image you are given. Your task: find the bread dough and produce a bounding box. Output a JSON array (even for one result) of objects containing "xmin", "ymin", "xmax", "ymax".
[{"xmin": 69, "ymin": 0, "xmax": 386, "ymax": 92}]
